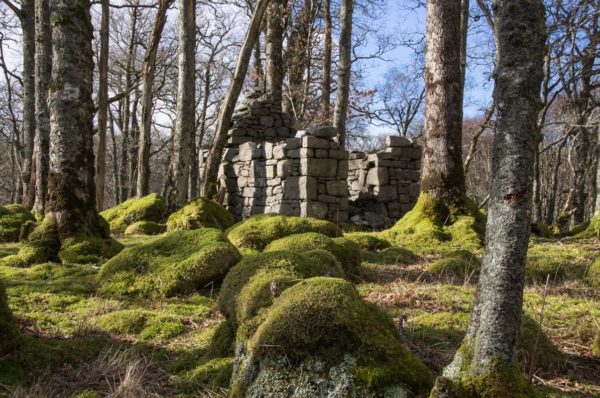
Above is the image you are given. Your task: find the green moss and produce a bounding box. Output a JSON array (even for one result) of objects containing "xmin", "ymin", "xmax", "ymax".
[
  {"xmin": 124, "ymin": 221, "xmax": 166, "ymax": 236},
  {"xmin": 574, "ymin": 214, "xmax": 599, "ymax": 238},
  {"xmin": 98, "ymin": 228, "xmax": 241, "ymax": 298},
  {"xmin": 428, "ymin": 250, "xmax": 481, "ymax": 280},
  {"xmin": 344, "ymin": 232, "xmax": 391, "ymax": 251},
  {"xmin": 362, "ymin": 246, "xmax": 417, "ymax": 265},
  {"xmin": 264, "ymin": 232, "xmax": 361, "ymax": 276},
  {"xmin": 166, "ymin": 197, "xmax": 235, "ymax": 232},
  {"xmin": 383, "ymin": 193, "xmax": 485, "ymax": 253},
  {"xmin": 100, "ymin": 193, "xmax": 166, "ymax": 234},
  {"xmin": 0, "ymin": 204, "xmax": 36, "ymax": 243},
  {"xmin": 525, "ymin": 242, "xmax": 590, "ymax": 284},
  {"xmin": 0, "ymin": 277, "xmax": 19, "ymax": 355},
  {"xmin": 409, "ymin": 312, "xmax": 564, "ymax": 372},
  {"xmin": 585, "ymin": 256, "xmax": 600, "ymax": 286},
  {"xmin": 184, "ymin": 357, "xmax": 234, "ymax": 389},
  {"xmin": 1, "ymin": 214, "xmax": 122, "ymax": 267},
  {"xmin": 92, "ymin": 309, "xmax": 186, "ymax": 341},
  {"xmin": 226, "ymin": 214, "xmax": 342, "ymax": 252},
  {"xmin": 218, "ymin": 250, "xmax": 344, "ymax": 324},
  {"xmin": 247, "ymin": 277, "xmax": 433, "ymax": 394}
]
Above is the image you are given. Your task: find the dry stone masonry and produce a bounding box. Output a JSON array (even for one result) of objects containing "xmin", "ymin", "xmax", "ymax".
[
  {"xmin": 216, "ymin": 90, "xmax": 422, "ymax": 228},
  {"xmin": 347, "ymin": 136, "xmax": 422, "ymax": 228}
]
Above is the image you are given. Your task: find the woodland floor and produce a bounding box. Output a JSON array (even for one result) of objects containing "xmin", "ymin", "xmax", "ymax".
[{"xmin": 0, "ymin": 235, "xmax": 598, "ymax": 397}]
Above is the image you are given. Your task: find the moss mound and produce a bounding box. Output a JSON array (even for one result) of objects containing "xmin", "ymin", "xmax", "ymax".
[
  {"xmin": 264, "ymin": 232, "xmax": 361, "ymax": 276},
  {"xmin": 218, "ymin": 250, "xmax": 344, "ymax": 325},
  {"xmin": 0, "ymin": 204, "xmax": 36, "ymax": 243},
  {"xmin": 575, "ymin": 213, "xmax": 599, "ymax": 239},
  {"xmin": 0, "ymin": 278, "xmax": 19, "ymax": 355},
  {"xmin": 226, "ymin": 214, "xmax": 341, "ymax": 253},
  {"xmin": 232, "ymin": 278, "xmax": 433, "ymax": 396},
  {"xmin": 344, "ymin": 232, "xmax": 391, "ymax": 251},
  {"xmin": 1, "ymin": 215, "xmax": 123, "ymax": 267},
  {"xmin": 98, "ymin": 228, "xmax": 241, "ymax": 298},
  {"xmin": 166, "ymin": 197, "xmax": 235, "ymax": 232},
  {"xmin": 585, "ymin": 256, "xmax": 600, "ymax": 286},
  {"xmin": 184, "ymin": 357, "xmax": 234, "ymax": 389},
  {"xmin": 428, "ymin": 250, "xmax": 481, "ymax": 280},
  {"xmin": 384, "ymin": 193, "xmax": 485, "ymax": 252},
  {"xmin": 100, "ymin": 193, "xmax": 166, "ymax": 234},
  {"xmin": 362, "ymin": 246, "xmax": 417, "ymax": 265},
  {"xmin": 92, "ymin": 309, "xmax": 186, "ymax": 341},
  {"xmin": 124, "ymin": 221, "xmax": 165, "ymax": 236}
]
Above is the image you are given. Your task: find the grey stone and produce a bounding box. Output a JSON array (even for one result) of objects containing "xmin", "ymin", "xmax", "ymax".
[
  {"xmin": 309, "ymin": 125, "xmax": 338, "ymax": 138},
  {"xmin": 283, "ymin": 176, "xmax": 317, "ymax": 200},
  {"xmin": 301, "ymin": 201, "xmax": 328, "ymax": 219},
  {"xmin": 302, "ymin": 136, "xmax": 330, "ymax": 149},
  {"xmin": 374, "ymin": 185, "xmax": 397, "ymax": 202},
  {"xmin": 239, "ymin": 142, "xmax": 264, "ymax": 161},
  {"xmin": 260, "ymin": 115, "xmax": 274, "ymax": 127},
  {"xmin": 300, "ymin": 158, "xmax": 337, "ymax": 177},
  {"xmin": 366, "ymin": 167, "xmax": 388, "ymax": 185},
  {"xmin": 386, "ymin": 135, "xmax": 412, "ymax": 147},
  {"xmin": 327, "ymin": 181, "xmax": 347, "ymax": 197}
]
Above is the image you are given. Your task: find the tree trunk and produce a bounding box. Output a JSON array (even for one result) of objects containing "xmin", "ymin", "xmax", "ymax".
[
  {"xmin": 332, "ymin": 0, "xmax": 353, "ymax": 149},
  {"xmin": 252, "ymin": 36, "xmax": 263, "ymax": 88},
  {"xmin": 595, "ymin": 125, "xmax": 600, "ymax": 215},
  {"xmin": 321, "ymin": 0, "xmax": 332, "ymax": 121},
  {"xmin": 95, "ymin": 0, "xmax": 109, "ymax": 210},
  {"xmin": 420, "ymin": 0, "xmax": 465, "ymax": 205},
  {"xmin": 136, "ymin": 0, "xmax": 172, "ymax": 198},
  {"xmin": 459, "ymin": 0, "xmax": 468, "ymax": 101},
  {"xmin": 265, "ymin": 0, "xmax": 283, "ymax": 109},
  {"xmin": 430, "ymin": 1, "xmax": 546, "ymax": 396},
  {"xmin": 165, "ymin": 0, "xmax": 195, "ymax": 212},
  {"xmin": 201, "ymin": 0, "xmax": 271, "ymax": 198},
  {"xmin": 532, "ymin": 144, "xmax": 543, "ymax": 224},
  {"xmin": 546, "ymin": 139, "xmax": 566, "ymax": 226},
  {"xmin": 21, "ymin": 0, "xmax": 36, "ymax": 208},
  {"xmin": 128, "ymin": 89, "xmax": 140, "ymax": 198},
  {"xmin": 109, "ymin": 109, "xmax": 120, "ymax": 206},
  {"xmin": 32, "ymin": 0, "xmax": 51, "ymax": 214}
]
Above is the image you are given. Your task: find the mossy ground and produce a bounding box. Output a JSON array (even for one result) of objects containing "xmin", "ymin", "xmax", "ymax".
[
  {"xmin": 166, "ymin": 197, "xmax": 235, "ymax": 232},
  {"xmin": 0, "ymin": 216, "xmax": 598, "ymax": 396},
  {"xmin": 100, "ymin": 193, "xmax": 166, "ymax": 234},
  {"xmin": 0, "ymin": 204, "xmax": 36, "ymax": 243}
]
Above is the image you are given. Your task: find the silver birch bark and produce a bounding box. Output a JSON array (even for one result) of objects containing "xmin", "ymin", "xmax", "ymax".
[
  {"xmin": 265, "ymin": 0, "xmax": 283, "ymax": 108},
  {"xmin": 321, "ymin": 0, "xmax": 332, "ymax": 121},
  {"xmin": 420, "ymin": 0, "xmax": 465, "ymax": 205},
  {"xmin": 201, "ymin": 0, "xmax": 271, "ymax": 198},
  {"xmin": 165, "ymin": 0, "xmax": 195, "ymax": 212},
  {"xmin": 430, "ymin": 1, "xmax": 546, "ymax": 396},
  {"xmin": 136, "ymin": 0, "xmax": 172, "ymax": 197},
  {"xmin": 32, "ymin": 0, "xmax": 51, "ymax": 213},
  {"xmin": 94, "ymin": 0, "xmax": 109, "ymax": 210},
  {"xmin": 332, "ymin": 0, "xmax": 353, "ymax": 149}
]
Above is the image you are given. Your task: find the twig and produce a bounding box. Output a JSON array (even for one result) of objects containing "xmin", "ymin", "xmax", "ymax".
[{"xmin": 528, "ymin": 273, "xmax": 550, "ymax": 383}]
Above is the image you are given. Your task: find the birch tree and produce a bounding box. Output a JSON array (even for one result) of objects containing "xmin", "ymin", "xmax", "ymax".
[
  {"xmin": 332, "ymin": 0, "xmax": 353, "ymax": 149},
  {"xmin": 430, "ymin": 1, "xmax": 546, "ymax": 396}
]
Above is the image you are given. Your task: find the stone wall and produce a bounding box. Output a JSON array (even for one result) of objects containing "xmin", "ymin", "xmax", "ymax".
[
  {"xmin": 219, "ymin": 126, "xmax": 349, "ymax": 223},
  {"xmin": 216, "ymin": 90, "xmax": 421, "ymax": 228},
  {"xmin": 347, "ymin": 136, "xmax": 421, "ymax": 228}
]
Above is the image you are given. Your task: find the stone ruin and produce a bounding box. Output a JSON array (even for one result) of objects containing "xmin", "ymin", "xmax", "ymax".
[{"xmin": 215, "ymin": 90, "xmax": 422, "ymax": 229}]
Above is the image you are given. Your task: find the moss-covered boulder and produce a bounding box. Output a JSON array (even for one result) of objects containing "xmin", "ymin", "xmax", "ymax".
[
  {"xmin": 124, "ymin": 221, "xmax": 165, "ymax": 236},
  {"xmin": 226, "ymin": 214, "xmax": 342, "ymax": 254},
  {"xmin": 0, "ymin": 204, "xmax": 36, "ymax": 243},
  {"xmin": 585, "ymin": 256, "xmax": 600, "ymax": 286},
  {"xmin": 229, "ymin": 277, "xmax": 433, "ymax": 397},
  {"xmin": 0, "ymin": 278, "xmax": 19, "ymax": 355},
  {"xmin": 576, "ymin": 213, "xmax": 599, "ymax": 239},
  {"xmin": 100, "ymin": 193, "xmax": 166, "ymax": 234},
  {"xmin": 98, "ymin": 228, "xmax": 241, "ymax": 298},
  {"xmin": 166, "ymin": 197, "xmax": 235, "ymax": 232},
  {"xmin": 383, "ymin": 193, "xmax": 485, "ymax": 252},
  {"xmin": 427, "ymin": 250, "xmax": 481, "ymax": 280},
  {"xmin": 218, "ymin": 250, "xmax": 344, "ymax": 325},
  {"xmin": 1, "ymin": 215, "xmax": 123, "ymax": 267},
  {"xmin": 344, "ymin": 232, "xmax": 391, "ymax": 251},
  {"xmin": 92, "ymin": 309, "xmax": 186, "ymax": 341},
  {"xmin": 264, "ymin": 232, "xmax": 361, "ymax": 276}
]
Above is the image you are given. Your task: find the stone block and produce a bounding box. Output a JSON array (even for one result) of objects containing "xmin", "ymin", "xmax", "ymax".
[
  {"xmin": 277, "ymin": 160, "xmax": 293, "ymax": 178},
  {"xmin": 302, "ymin": 136, "xmax": 330, "ymax": 149},
  {"xmin": 301, "ymin": 201, "xmax": 328, "ymax": 219},
  {"xmin": 337, "ymin": 161, "xmax": 349, "ymax": 180},
  {"xmin": 283, "ymin": 176, "xmax": 317, "ymax": 200},
  {"xmin": 309, "ymin": 125, "xmax": 337, "ymax": 138},
  {"xmin": 386, "ymin": 136, "xmax": 412, "ymax": 147},
  {"xmin": 260, "ymin": 115, "xmax": 274, "ymax": 127},
  {"xmin": 366, "ymin": 167, "xmax": 389, "ymax": 185},
  {"xmin": 315, "ymin": 149, "xmax": 329, "ymax": 158},
  {"xmin": 327, "ymin": 180, "xmax": 347, "ymax": 197},
  {"xmin": 300, "ymin": 158, "xmax": 338, "ymax": 177},
  {"xmin": 273, "ymin": 144, "xmax": 285, "ymax": 160},
  {"xmin": 374, "ymin": 185, "xmax": 397, "ymax": 202},
  {"xmin": 239, "ymin": 142, "xmax": 264, "ymax": 161},
  {"xmin": 284, "ymin": 138, "xmax": 302, "ymax": 149}
]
